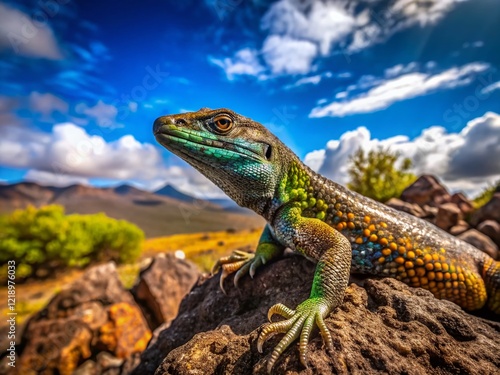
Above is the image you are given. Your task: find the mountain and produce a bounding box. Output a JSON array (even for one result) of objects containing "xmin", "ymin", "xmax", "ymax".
[
  {"xmin": 113, "ymin": 184, "xmax": 148, "ymax": 196},
  {"xmin": 154, "ymin": 184, "xmax": 251, "ymax": 213},
  {"xmin": 154, "ymin": 184, "xmax": 199, "ymax": 203},
  {"xmin": 0, "ymin": 182, "xmax": 264, "ymax": 238},
  {"xmin": 206, "ymin": 197, "xmax": 251, "ymax": 213}
]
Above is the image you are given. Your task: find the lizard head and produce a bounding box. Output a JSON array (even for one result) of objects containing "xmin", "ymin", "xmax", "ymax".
[{"xmin": 154, "ymin": 108, "xmax": 294, "ymax": 212}]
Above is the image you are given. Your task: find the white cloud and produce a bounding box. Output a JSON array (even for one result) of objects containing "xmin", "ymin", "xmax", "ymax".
[
  {"xmin": 0, "ymin": 96, "xmax": 23, "ymax": 127},
  {"xmin": 0, "ymin": 123, "xmax": 160, "ymax": 180},
  {"xmin": 75, "ymin": 100, "xmax": 122, "ymax": 128},
  {"xmin": 209, "ymin": 48, "xmax": 265, "ymax": 80},
  {"xmin": 24, "ymin": 170, "xmax": 89, "ymax": 187},
  {"xmin": 212, "ymin": 0, "xmax": 469, "ymax": 79},
  {"xmin": 384, "ymin": 62, "xmax": 418, "ymax": 78},
  {"xmin": 29, "ymin": 92, "xmax": 68, "ymax": 119},
  {"xmin": 3, "ymin": 92, "xmax": 133, "ymax": 129},
  {"xmin": 304, "ymin": 111, "xmax": 500, "ymax": 196},
  {"xmin": 261, "ymin": 0, "xmax": 356, "ymax": 55},
  {"xmin": 0, "ymin": 121, "xmax": 227, "ymax": 198},
  {"xmin": 303, "ymin": 149, "xmax": 326, "ymax": 172},
  {"xmin": 481, "ymin": 81, "xmax": 500, "ymax": 95},
  {"xmin": 285, "ymin": 72, "xmax": 335, "ymax": 90},
  {"xmin": 349, "ymin": 0, "xmax": 468, "ymax": 51},
  {"xmin": 293, "ymin": 75, "xmax": 322, "ymax": 86},
  {"xmin": 310, "ymin": 62, "xmax": 489, "ymax": 117},
  {"xmin": 463, "ymin": 40, "xmax": 484, "ymax": 49},
  {"xmin": 262, "ymin": 35, "xmax": 317, "ymax": 75},
  {"xmin": 389, "ymin": 0, "xmax": 468, "ymax": 27},
  {"xmin": 0, "ymin": 3, "xmax": 63, "ymax": 59}
]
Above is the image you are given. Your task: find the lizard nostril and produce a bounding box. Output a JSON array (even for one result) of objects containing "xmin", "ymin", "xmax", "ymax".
[
  {"xmin": 175, "ymin": 118, "xmax": 187, "ymax": 125},
  {"xmin": 264, "ymin": 144, "xmax": 272, "ymax": 160}
]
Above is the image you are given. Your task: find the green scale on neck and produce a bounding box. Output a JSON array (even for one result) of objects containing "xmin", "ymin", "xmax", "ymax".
[{"xmin": 279, "ymin": 162, "xmax": 329, "ymax": 221}]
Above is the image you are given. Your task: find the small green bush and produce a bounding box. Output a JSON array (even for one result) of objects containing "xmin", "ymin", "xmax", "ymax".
[
  {"xmin": 348, "ymin": 147, "xmax": 417, "ymax": 203},
  {"xmin": 0, "ymin": 205, "xmax": 144, "ymax": 281},
  {"xmin": 473, "ymin": 180, "xmax": 500, "ymax": 208}
]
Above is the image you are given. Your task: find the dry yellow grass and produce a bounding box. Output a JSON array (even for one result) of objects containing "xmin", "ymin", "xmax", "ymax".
[
  {"xmin": 142, "ymin": 228, "xmax": 262, "ymax": 272},
  {"xmin": 0, "ymin": 269, "xmax": 85, "ymax": 328}
]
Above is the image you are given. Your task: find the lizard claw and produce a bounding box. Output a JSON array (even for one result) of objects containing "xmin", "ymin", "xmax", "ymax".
[
  {"xmin": 258, "ymin": 297, "xmax": 333, "ymax": 373},
  {"xmin": 212, "ymin": 250, "xmax": 252, "ymax": 274},
  {"xmin": 212, "ymin": 250, "xmax": 259, "ymax": 293}
]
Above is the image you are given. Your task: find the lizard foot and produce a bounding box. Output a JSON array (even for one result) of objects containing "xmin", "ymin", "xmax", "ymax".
[
  {"xmin": 257, "ymin": 298, "xmax": 333, "ymax": 373},
  {"xmin": 212, "ymin": 250, "xmax": 267, "ymax": 293}
]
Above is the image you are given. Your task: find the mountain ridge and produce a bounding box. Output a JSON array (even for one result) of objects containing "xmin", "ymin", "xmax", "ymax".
[{"xmin": 0, "ymin": 182, "xmax": 264, "ymax": 237}]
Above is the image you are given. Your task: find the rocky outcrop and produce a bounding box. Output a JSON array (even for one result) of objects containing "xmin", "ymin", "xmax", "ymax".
[
  {"xmin": 13, "ymin": 255, "xmax": 201, "ymax": 375},
  {"xmin": 478, "ymin": 220, "xmax": 500, "ymax": 247},
  {"xmin": 132, "ymin": 256, "xmax": 500, "ymax": 375},
  {"xmin": 472, "ymin": 193, "xmax": 500, "ymax": 225},
  {"xmin": 458, "ymin": 229, "xmax": 499, "ymax": 260},
  {"xmin": 449, "ymin": 220, "xmax": 470, "ymax": 236},
  {"xmin": 435, "ymin": 202, "xmax": 462, "ymax": 231},
  {"xmin": 15, "ymin": 263, "xmax": 151, "ymax": 375},
  {"xmin": 400, "ymin": 175, "xmax": 452, "ymax": 207},
  {"xmin": 451, "ymin": 193, "xmax": 474, "ymax": 216},
  {"xmin": 132, "ymin": 253, "xmax": 199, "ymax": 328},
  {"xmin": 395, "ymin": 176, "xmax": 499, "ymax": 259},
  {"xmin": 385, "ymin": 198, "xmax": 425, "ymax": 218}
]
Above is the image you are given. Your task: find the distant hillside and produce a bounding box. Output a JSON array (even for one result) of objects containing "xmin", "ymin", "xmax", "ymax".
[
  {"xmin": 0, "ymin": 182, "xmax": 264, "ymax": 238},
  {"xmin": 154, "ymin": 184, "xmax": 251, "ymax": 214},
  {"xmin": 154, "ymin": 184, "xmax": 198, "ymax": 203}
]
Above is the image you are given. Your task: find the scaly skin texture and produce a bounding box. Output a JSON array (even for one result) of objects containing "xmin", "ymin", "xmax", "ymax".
[{"xmin": 154, "ymin": 108, "xmax": 500, "ymax": 372}]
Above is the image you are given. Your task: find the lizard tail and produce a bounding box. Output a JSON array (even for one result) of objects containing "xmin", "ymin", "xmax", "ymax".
[{"xmin": 483, "ymin": 257, "xmax": 500, "ymax": 314}]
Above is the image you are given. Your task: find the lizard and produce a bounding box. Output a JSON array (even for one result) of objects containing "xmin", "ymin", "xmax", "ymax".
[{"xmin": 153, "ymin": 107, "xmax": 500, "ymax": 372}]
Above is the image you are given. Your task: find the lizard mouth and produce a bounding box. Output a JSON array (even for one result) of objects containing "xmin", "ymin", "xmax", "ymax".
[{"xmin": 155, "ymin": 124, "xmax": 267, "ymax": 163}]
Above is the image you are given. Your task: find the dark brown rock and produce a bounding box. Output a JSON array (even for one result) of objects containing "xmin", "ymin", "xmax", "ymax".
[
  {"xmin": 478, "ymin": 220, "xmax": 500, "ymax": 247},
  {"xmin": 132, "ymin": 253, "xmax": 200, "ymax": 328},
  {"xmin": 436, "ymin": 203, "xmax": 462, "ymax": 231},
  {"xmin": 17, "ymin": 263, "xmax": 151, "ymax": 375},
  {"xmin": 451, "ymin": 192, "xmax": 474, "ymax": 215},
  {"xmin": 458, "ymin": 229, "xmax": 499, "ymax": 260},
  {"xmin": 132, "ymin": 256, "xmax": 500, "ymax": 375},
  {"xmin": 401, "ymin": 175, "xmax": 452, "ymax": 207},
  {"xmin": 385, "ymin": 198, "xmax": 425, "ymax": 217},
  {"xmin": 422, "ymin": 205, "xmax": 439, "ymax": 218},
  {"xmin": 472, "ymin": 193, "xmax": 500, "ymax": 225},
  {"xmin": 449, "ymin": 220, "xmax": 470, "ymax": 236}
]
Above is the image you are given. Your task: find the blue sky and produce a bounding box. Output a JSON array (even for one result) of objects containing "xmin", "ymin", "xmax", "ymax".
[{"xmin": 0, "ymin": 0, "xmax": 499, "ymax": 197}]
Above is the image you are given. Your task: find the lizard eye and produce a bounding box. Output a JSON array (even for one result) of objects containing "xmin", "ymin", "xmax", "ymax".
[{"xmin": 212, "ymin": 115, "xmax": 234, "ymax": 134}]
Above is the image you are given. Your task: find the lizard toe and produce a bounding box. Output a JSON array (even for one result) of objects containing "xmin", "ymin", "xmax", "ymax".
[
  {"xmin": 258, "ymin": 297, "xmax": 334, "ymax": 373},
  {"xmin": 267, "ymin": 303, "xmax": 295, "ymax": 321}
]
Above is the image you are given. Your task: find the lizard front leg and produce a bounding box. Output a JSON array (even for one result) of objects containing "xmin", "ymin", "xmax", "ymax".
[
  {"xmin": 212, "ymin": 224, "xmax": 285, "ymax": 293},
  {"xmin": 258, "ymin": 204, "xmax": 351, "ymax": 372}
]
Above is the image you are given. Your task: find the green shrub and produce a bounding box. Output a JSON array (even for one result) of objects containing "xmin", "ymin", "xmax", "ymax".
[
  {"xmin": 347, "ymin": 147, "xmax": 417, "ymax": 203},
  {"xmin": 473, "ymin": 180, "xmax": 500, "ymax": 208},
  {"xmin": 0, "ymin": 205, "xmax": 144, "ymax": 281}
]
